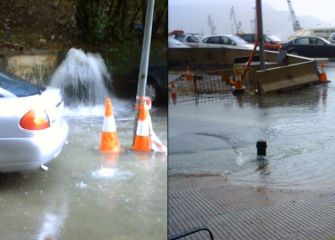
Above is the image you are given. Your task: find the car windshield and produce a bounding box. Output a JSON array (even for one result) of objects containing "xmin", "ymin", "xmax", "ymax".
[
  {"xmin": 267, "ymin": 35, "xmax": 282, "ymax": 42},
  {"xmin": 229, "ymin": 35, "xmax": 248, "ymax": 44},
  {"xmin": 0, "ymin": 71, "xmax": 45, "ymax": 97},
  {"xmin": 186, "ymin": 36, "xmax": 199, "ymax": 43},
  {"xmin": 320, "ymin": 37, "xmax": 331, "ymax": 45}
]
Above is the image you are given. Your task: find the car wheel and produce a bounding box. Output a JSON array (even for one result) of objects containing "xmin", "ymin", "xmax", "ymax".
[{"xmin": 146, "ymin": 80, "xmax": 160, "ymax": 103}]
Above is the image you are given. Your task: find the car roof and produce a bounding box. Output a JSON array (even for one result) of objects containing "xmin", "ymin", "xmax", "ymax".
[
  {"xmin": 291, "ymin": 35, "xmax": 326, "ymax": 40},
  {"xmin": 203, "ymin": 34, "xmax": 234, "ymax": 38}
]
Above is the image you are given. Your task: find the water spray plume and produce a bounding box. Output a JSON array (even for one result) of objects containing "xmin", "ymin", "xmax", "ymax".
[{"xmin": 50, "ymin": 48, "xmax": 110, "ymax": 105}]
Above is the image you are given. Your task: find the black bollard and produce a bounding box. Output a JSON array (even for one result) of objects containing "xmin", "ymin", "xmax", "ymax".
[
  {"xmin": 256, "ymin": 140, "xmax": 267, "ymax": 169},
  {"xmin": 256, "ymin": 140, "xmax": 267, "ymax": 156}
]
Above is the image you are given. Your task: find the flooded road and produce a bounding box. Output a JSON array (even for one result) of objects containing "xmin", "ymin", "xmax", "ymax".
[
  {"xmin": 0, "ymin": 99, "xmax": 167, "ymax": 240},
  {"xmin": 169, "ymin": 62, "xmax": 335, "ymax": 190}
]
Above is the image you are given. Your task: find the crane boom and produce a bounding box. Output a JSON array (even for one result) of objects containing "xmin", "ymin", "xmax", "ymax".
[
  {"xmin": 230, "ymin": 6, "xmax": 242, "ymax": 34},
  {"xmin": 207, "ymin": 14, "xmax": 216, "ymax": 35},
  {"xmin": 287, "ymin": 0, "xmax": 302, "ymax": 32}
]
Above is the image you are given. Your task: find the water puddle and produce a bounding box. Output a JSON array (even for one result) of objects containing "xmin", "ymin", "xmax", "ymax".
[
  {"xmin": 91, "ymin": 168, "xmax": 133, "ymax": 180},
  {"xmin": 170, "ymin": 64, "xmax": 335, "ymax": 190}
]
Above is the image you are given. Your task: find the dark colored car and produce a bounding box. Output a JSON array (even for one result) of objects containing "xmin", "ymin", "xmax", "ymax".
[
  {"xmin": 112, "ymin": 64, "xmax": 167, "ymax": 104},
  {"xmin": 281, "ymin": 36, "xmax": 335, "ymax": 58},
  {"xmin": 236, "ymin": 33, "xmax": 283, "ymax": 51}
]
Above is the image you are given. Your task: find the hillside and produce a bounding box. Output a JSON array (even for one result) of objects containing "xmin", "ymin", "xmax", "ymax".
[{"xmin": 0, "ymin": 0, "xmax": 80, "ymax": 52}]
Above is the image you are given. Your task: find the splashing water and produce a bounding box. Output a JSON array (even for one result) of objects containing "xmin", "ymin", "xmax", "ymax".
[{"xmin": 50, "ymin": 48, "xmax": 110, "ymax": 105}]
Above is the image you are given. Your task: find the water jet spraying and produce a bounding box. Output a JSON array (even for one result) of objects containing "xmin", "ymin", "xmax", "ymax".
[{"xmin": 50, "ymin": 48, "xmax": 110, "ymax": 105}]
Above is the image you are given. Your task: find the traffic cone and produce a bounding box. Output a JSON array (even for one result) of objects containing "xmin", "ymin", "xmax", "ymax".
[
  {"xmin": 235, "ymin": 70, "xmax": 243, "ymax": 89},
  {"xmin": 185, "ymin": 64, "xmax": 193, "ymax": 81},
  {"xmin": 133, "ymin": 101, "xmax": 151, "ymax": 152},
  {"xmin": 100, "ymin": 98, "xmax": 120, "ymax": 153},
  {"xmin": 232, "ymin": 70, "xmax": 245, "ymax": 94},
  {"xmin": 320, "ymin": 62, "xmax": 328, "ymax": 83}
]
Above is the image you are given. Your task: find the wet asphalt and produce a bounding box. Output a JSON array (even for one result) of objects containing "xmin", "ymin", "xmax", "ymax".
[
  {"xmin": 169, "ymin": 61, "xmax": 335, "ymax": 190},
  {"xmin": 0, "ymin": 99, "xmax": 167, "ymax": 240}
]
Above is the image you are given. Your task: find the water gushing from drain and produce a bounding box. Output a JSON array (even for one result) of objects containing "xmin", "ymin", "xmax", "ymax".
[{"xmin": 50, "ymin": 48, "xmax": 110, "ymax": 105}]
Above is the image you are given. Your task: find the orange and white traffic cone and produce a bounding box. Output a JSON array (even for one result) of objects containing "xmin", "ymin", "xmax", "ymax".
[
  {"xmin": 233, "ymin": 70, "xmax": 245, "ymax": 94},
  {"xmin": 133, "ymin": 97, "xmax": 167, "ymax": 154},
  {"xmin": 235, "ymin": 70, "xmax": 242, "ymax": 89},
  {"xmin": 100, "ymin": 98, "xmax": 120, "ymax": 153},
  {"xmin": 185, "ymin": 64, "xmax": 193, "ymax": 81},
  {"xmin": 320, "ymin": 62, "xmax": 328, "ymax": 83},
  {"xmin": 133, "ymin": 99, "xmax": 151, "ymax": 152}
]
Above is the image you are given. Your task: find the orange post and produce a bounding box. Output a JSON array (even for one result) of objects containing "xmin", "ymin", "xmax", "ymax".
[
  {"xmin": 185, "ymin": 64, "xmax": 193, "ymax": 81},
  {"xmin": 170, "ymin": 82, "xmax": 177, "ymax": 104},
  {"xmin": 100, "ymin": 98, "xmax": 120, "ymax": 153}
]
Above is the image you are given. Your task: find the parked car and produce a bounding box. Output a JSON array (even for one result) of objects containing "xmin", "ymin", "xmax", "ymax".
[
  {"xmin": 0, "ymin": 71, "xmax": 68, "ymax": 172},
  {"xmin": 168, "ymin": 37, "xmax": 190, "ymax": 48},
  {"xmin": 199, "ymin": 34, "xmax": 254, "ymax": 50},
  {"xmin": 236, "ymin": 33, "xmax": 283, "ymax": 51},
  {"xmin": 172, "ymin": 34, "xmax": 202, "ymax": 48},
  {"xmin": 281, "ymin": 36, "xmax": 335, "ymax": 58},
  {"xmin": 112, "ymin": 64, "xmax": 167, "ymax": 104}
]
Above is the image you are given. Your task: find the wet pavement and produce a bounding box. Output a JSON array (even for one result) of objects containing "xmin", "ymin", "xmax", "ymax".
[
  {"xmin": 169, "ymin": 62, "xmax": 335, "ymax": 239},
  {"xmin": 0, "ymin": 98, "xmax": 167, "ymax": 240},
  {"xmin": 169, "ymin": 62, "xmax": 335, "ymax": 190}
]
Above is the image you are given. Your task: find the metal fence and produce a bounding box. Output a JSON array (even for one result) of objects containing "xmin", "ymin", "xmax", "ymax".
[{"xmin": 169, "ymin": 67, "xmax": 256, "ymax": 103}]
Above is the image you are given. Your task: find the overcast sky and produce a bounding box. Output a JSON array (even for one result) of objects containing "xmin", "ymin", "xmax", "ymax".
[{"xmin": 169, "ymin": 0, "xmax": 335, "ymax": 25}]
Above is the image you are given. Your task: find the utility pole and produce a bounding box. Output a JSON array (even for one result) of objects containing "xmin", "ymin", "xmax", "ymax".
[
  {"xmin": 136, "ymin": 0, "xmax": 155, "ymax": 99},
  {"xmin": 133, "ymin": 0, "xmax": 155, "ymax": 145},
  {"xmin": 256, "ymin": 0, "xmax": 265, "ymax": 70}
]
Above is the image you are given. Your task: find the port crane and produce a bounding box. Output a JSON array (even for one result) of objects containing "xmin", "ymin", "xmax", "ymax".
[
  {"xmin": 207, "ymin": 14, "xmax": 216, "ymax": 35},
  {"xmin": 230, "ymin": 6, "xmax": 243, "ymax": 34},
  {"xmin": 287, "ymin": 0, "xmax": 302, "ymax": 31}
]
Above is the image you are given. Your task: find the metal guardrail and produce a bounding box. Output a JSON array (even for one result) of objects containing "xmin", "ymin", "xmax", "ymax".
[{"xmin": 169, "ymin": 227, "xmax": 214, "ymax": 240}]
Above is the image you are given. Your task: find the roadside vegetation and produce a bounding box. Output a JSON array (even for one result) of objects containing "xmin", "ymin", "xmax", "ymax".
[{"xmin": 0, "ymin": 0, "xmax": 167, "ymax": 78}]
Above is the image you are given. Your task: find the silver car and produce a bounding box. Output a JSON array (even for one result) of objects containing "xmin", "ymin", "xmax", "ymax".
[
  {"xmin": 0, "ymin": 71, "xmax": 68, "ymax": 172},
  {"xmin": 199, "ymin": 34, "xmax": 254, "ymax": 50}
]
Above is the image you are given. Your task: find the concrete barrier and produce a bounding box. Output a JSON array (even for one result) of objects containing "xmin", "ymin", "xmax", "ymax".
[
  {"xmin": 0, "ymin": 50, "xmax": 60, "ymax": 85},
  {"xmin": 169, "ymin": 48, "xmax": 312, "ymax": 68},
  {"xmin": 169, "ymin": 48, "xmax": 321, "ymax": 94},
  {"xmin": 256, "ymin": 60, "xmax": 319, "ymax": 94}
]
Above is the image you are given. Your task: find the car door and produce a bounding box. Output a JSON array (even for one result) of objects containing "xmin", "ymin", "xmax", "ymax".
[
  {"xmin": 292, "ymin": 37, "xmax": 311, "ymax": 57},
  {"xmin": 203, "ymin": 36, "xmax": 221, "ymax": 47},
  {"xmin": 308, "ymin": 37, "xmax": 329, "ymax": 58},
  {"xmin": 185, "ymin": 36, "xmax": 199, "ymax": 47},
  {"xmin": 221, "ymin": 36, "xmax": 234, "ymax": 48}
]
